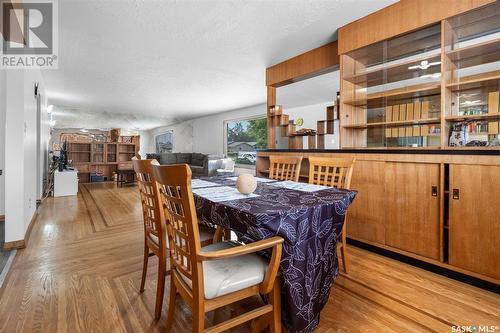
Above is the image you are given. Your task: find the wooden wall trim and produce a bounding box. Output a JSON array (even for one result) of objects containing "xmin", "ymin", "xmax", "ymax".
[
  {"xmin": 0, "ymin": 215, "xmax": 4, "ymax": 223},
  {"xmin": 266, "ymin": 41, "xmax": 339, "ymax": 87},
  {"xmin": 338, "ymin": 0, "xmax": 495, "ymax": 54}
]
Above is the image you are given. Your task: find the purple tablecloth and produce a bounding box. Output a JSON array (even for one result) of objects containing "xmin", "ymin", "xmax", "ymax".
[{"xmin": 193, "ymin": 176, "xmax": 356, "ymax": 333}]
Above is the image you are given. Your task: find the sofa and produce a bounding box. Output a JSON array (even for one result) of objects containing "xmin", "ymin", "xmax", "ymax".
[{"xmin": 146, "ymin": 153, "xmax": 224, "ymax": 177}]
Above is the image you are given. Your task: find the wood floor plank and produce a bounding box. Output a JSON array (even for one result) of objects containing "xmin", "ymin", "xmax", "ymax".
[{"xmin": 0, "ymin": 182, "xmax": 498, "ymax": 333}]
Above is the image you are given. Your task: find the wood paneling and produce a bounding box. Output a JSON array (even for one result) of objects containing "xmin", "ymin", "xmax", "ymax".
[
  {"xmin": 266, "ymin": 41, "xmax": 339, "ymax": 87},
  {"xmin": 384, "ymin": 162, "xmax": 441, "ymax": 260},
  {"xmin": 338, "ymin": 0, "xmax": 495, "ymax": 54},
  {"xmin": 1, "ymin": 183, "xmax": 499, "ymax": 332},
  {"xmin": 449, "ymin": 164, "xmax": 500, "ymax": 280},
  {"xmin": 348, "ymin": 160, "xmax": 386, "ymax": 244}
]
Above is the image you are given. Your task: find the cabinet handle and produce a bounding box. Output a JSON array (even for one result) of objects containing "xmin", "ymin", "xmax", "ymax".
[
  {"xmin": 452, "ymin": 189, "xmax": 460, "ymax": 200},
  {"xmin": 431, "ymin": 186, "xmax": 438, "ymax": 197}
]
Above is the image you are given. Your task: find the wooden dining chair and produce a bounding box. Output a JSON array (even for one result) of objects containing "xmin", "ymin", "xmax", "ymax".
[
  {"xmin": 133, "ymin": 159, "xmax": 216, "ymax": 320},
  {"xmin": 269, "ymin": 155, "xmax": 303, "ymax": 182},
  {"xmin": 152, "ymin": 163, "xmax": 284, "ymax": 333},
  {"xmin": 308, "ymin": 156, "xmax": 355, "ymax": 273}
]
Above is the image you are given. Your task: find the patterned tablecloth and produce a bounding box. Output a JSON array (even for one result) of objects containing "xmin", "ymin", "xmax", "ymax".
[{"xmin": 193, "ymin": 176, "xmax": 357, "ymax": 333}]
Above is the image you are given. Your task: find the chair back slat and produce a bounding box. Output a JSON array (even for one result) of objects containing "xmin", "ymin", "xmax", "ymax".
[
  {"xmin": 308, "ymin": 157, "xmax": 355, "ymax": 189},
  {"xmin": 152, "ymin": 164, "xmax": 202, "ymax": 290},
  {"xmin": 133, "ymin": 159, "xmax": 166, "ymax": 251},
  {"xmin": 269, "ymin": 156, "xmax": 303, "ymax": 182}
]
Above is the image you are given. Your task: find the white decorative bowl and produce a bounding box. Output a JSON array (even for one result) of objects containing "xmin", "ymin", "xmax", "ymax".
[{"xmin": 236, "ymin": 174, "xmax": 257, "ymax": 195}]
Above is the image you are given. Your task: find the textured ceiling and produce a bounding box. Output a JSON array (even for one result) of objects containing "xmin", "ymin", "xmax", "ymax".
[{"xmin": 45, "ymin": 0, "xmax": 397, "ymax": 129}]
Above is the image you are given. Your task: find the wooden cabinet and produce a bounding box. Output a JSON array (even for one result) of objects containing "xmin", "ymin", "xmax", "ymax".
[
  {"xmin": 449, "ymin": 164, "xmax": 500, "ymax": 280},
  {"xmin": 256, "ymin": 151, "xmax": 500, "ymax": 283},
  {"xmin": 384, "ymin": 162, "xmax": 441, "ymax": 260},
  {"xmin": 348, "ymin": 160, "xmax": 386, "ymax": 244}
]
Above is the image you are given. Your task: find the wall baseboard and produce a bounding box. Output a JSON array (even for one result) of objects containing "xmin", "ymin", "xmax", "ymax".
[
  {"xmin": 3, "ymin": 239, "xmax": 25, "ymax": 250},
  {"xmin": 2, "ymin": 209, "xmax": 39, "ymax": 250}
]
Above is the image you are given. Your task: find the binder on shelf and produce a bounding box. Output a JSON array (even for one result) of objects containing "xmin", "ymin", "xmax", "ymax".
[
  {"xmin": 406, "ymin": 103, "xmax": 414, "ymax": 120},
  {"xmin": 413, "ymin": 126, "xmax": 421, "ymax": 137},
  {"xmin": 392, "ymin": 105, "xmax": 400, "ymax": 121},
  {"xmin": 488, "ymin": 91, "xmax": 499, "ymax": 114},
  {"xmin": 421, "ymin": 101, "xmax": 430, "ymax": 119},
  {"xmin": 399, "ymin": 104, "xmax": 407, "ymax": 121},
  {"xmin": 398, "ymin": 127, "xmax": 406, "ymax": 137},
  {"xmin": 488, "ymin": 121, "xmax": 499, "ymax": 135},
  {"xmin": 421, "ymin": 125, "xmax": 429, "ymax": 136},
  {"xmin": 414, "ymin": 102, "xmax": 421, "ymax": 120},
  {"xmin": 405, "ymin": 126, "xmax": 413, "ymax": 137},
  {"xmin": 386, "ymin": 127, "xmax": 393, "ymax": 138},
  {"xmin": 385, "ymin": 106, "xmax": 393, "ymax": 122},
  {"xmin": 392, "ymin": 128, "xmax": 399, "ymax": 137}
]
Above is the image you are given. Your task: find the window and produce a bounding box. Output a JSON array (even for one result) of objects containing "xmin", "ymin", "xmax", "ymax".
[
  {"xmin": 155, "ymin": 131, "xmax": 173, "ymax": 153},
  {"xmin": 224, "ymin": 117, "xmax": 267, "ymax": 166}
]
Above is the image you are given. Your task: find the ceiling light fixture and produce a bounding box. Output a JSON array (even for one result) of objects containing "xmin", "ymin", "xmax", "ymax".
[{"xmin": 408, "ymin": 60, "xmax": 441, "ymax": 70}]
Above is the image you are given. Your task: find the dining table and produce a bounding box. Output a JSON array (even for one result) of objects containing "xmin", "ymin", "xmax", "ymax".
[{"xmin": 191, "ymin": 175, "xmax": 357, "ymax": 333}]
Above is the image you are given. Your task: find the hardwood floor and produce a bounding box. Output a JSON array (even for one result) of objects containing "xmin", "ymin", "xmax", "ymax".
[{"xmin": 0, "ymin": 182, "xmax": 498, "ymax": 333}]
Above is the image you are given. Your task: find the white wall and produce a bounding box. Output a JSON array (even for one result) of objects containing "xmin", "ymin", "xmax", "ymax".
[
  {"xmin": 280, "ymin": 102, "xmax": 340, "ymax": 149},
  {"xmin": 147, "ymin": 104, "xmax": 267, "ymax": 157},
  {"xmin": 137, "ymin": 130, "xmax": 153, "ymax": 158},
  {"xmin": 4, "ymin": 69, "xmax": 48, "ymax": 243},
  {"xmin": 148, "ymin": 121, "xmax": 194, "ymax": 154},
  {"xmin": 192, "ymin": 104, "xmax": 266, "ymax": 156}
]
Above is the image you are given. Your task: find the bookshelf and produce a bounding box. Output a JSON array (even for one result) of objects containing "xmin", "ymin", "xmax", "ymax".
[
  {"xmin": 442, "ymin": 1, "xmax": 500, "ymax": 148},
  {"xmin": 340, "ymin": 2, "xmax": 500, "ymax": 149},
  {"xmin": 340, "ymin": 23, "xmax": 443, "ymax": 148},
  {"xmin": 68, "ymin": 141, "xmax": 138, "ymax": 183}
]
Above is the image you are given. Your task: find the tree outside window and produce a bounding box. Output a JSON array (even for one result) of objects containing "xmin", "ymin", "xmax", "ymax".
[{"xmin": 225, "ymin": 117, "xmax": 267, "ymax": 166}]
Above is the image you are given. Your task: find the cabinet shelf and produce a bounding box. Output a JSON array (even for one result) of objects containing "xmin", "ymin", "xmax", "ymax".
[
  {"xmin": 343, "ymin": 83, "xmax": 441, "ymax": 106},
  {"xmin": 445, "ymin": 113, "xmax": 500, "ymax": 122},
  {"xmin": 343, "ymin": 53, "xmax": 441, "ymax": 86},
  {"xmin": 446, "ymin": 70, "xmax": 500, "ymax": 92},
  {"xmin": 343, "ymin": 117, "xmax": 441, "ymax": 129},
  {"xmin": 446, "ymin": 37, "xmax": 500, "ymax": 68}
]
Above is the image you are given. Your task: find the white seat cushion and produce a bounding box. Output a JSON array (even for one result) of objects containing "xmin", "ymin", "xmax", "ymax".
[
  {"xmin": 179, "ymin": 241, "xmax": 267, "ymax": 300},
  {"xmin": 148, "ymin": 227, "xmax": 214, "ymax": 246}
]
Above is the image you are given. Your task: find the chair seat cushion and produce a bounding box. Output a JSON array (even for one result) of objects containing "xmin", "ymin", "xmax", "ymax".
[{"xmin": 194, "ymin": 241, "xmax": 267, "ymax": 299}]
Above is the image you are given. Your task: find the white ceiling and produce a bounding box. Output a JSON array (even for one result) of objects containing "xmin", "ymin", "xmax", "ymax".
[{"xmin": 46, "ymin": 0, "xmax": 397, "ymax": 130}]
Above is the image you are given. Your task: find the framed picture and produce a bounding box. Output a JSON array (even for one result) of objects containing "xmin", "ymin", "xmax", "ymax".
[{"xmin": 156, "ymin": 131, "xmax": 173, "ymax": 153}]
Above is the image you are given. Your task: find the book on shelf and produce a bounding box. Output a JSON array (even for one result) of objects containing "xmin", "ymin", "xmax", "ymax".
[
  {"xmin": 399, "ymin": 104, "xmax": 406, "ymax": 121},
  {"xmin": 488, "ymin": 92, "xmax": 499, "ymax": 114},
  {"xmin": 421, "ymin": 101, "xmax": 430, "ymax": 119},
  {"xmin": 488, "ymin": 121, "xmax": 499, "ymax": 135},
  {"xmin": 393, "ymin": 105, "xmax": 400, "ymax": 121},
  {"xmin": 406, "ymin": 103, "xmax": 414, "ymax": 120},
  {"xmin": 414, "ymin": 102, "xmax": 421, "ymax": 120}
]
